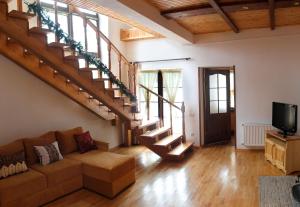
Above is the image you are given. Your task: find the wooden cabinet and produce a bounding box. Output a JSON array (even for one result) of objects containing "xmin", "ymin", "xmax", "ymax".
[{"xmin": 265, "ymin": 130, "xmax": 300, "ymax": 174}]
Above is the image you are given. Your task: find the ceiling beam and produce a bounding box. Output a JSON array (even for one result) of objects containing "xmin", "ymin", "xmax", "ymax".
[
  {"xmin": 161, "ymin": 0, "xmax": 300, "ymax": 19},
  {"xmin": 206, "ymin": 0, "xmax": 239, "ymax": 33},
  {"xmin": 269, "ymin": 0, "xmax": 275, "ymax": 30}
]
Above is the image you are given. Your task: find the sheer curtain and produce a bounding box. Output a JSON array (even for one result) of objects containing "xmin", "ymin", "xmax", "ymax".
[
  {"xmin": 162, "ymin": 70, "xmax": 182, "ymax": 103},
  {"xmin": 139, "ymin": 70, "xmax": 157, "ymax": 103}
]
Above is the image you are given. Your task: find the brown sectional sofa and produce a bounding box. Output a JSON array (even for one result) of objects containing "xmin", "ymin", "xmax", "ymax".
[{"xmin": 0, "ymin": 127, "xmax": 135, "ymax": 207}]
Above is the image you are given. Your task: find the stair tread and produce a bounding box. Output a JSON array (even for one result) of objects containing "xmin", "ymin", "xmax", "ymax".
[
  {"xmin": 93, "ymin": 78, "xmax": 110, "ymax": 81},
  {"xmin": 9, "ymin": 10, "xmax": 34, "ymax": 19},
  {"xmin": 139, "ymin": 119, "xmax": 159, "ymax": 129},
  {"xmin": 48, "ymin": 42, "xmax": 70, "ymax": 48},
  {"xmin": 140, "ymin": 126, "xmax": 170, "ymax": 138},
  {"xmin": 168, "ymin": 142, "xmax": 194, "ymax": 156},
  {"xmin": 154, "ymin": 134, "xmax": 182, "ymax": 146}
]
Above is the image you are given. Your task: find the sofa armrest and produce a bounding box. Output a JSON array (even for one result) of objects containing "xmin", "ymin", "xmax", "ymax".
[{"xmin": 95, "ymin": 140, "xmax": 109, "ymax": 151}]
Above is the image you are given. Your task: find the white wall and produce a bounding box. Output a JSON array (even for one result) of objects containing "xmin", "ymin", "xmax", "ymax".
[
  {"xmin": 0, "ymin": 56, "xmax": 120, "ymax": 148},
  {"xmin": 124, "ymin": 26, "xmax": 300, "ymax": 149}
]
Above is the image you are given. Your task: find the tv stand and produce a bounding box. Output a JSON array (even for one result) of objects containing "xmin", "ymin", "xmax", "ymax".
[
  {"xmin": 265, "ymin": 130, "xmax": 300, "ymax": 174},
  {"xmin": 278, "ymin": 130, "xmax": 294, "ymax": 138}
]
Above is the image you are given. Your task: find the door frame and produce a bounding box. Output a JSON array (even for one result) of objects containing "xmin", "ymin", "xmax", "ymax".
[{"xmin": 198, "ymin": 66, "xmax": 236, "ymax": 148}]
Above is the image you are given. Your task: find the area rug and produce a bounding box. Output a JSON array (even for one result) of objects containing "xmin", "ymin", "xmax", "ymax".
[{"xmin": 259, "ymin": 176, "xmax": 300, "ymax": 207}]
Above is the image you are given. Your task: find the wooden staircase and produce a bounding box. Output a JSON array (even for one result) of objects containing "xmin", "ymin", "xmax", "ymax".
[
  {"xmin": 138, "ymin": 120, "xmax": 193, "ymax": 160},
  {"xmin": 0, "ymin": 2, "xmax": 137, "ymax": 123},
  {"xmin": 0, "ymin": 1, "xmax": 193, "ymax": 160}
]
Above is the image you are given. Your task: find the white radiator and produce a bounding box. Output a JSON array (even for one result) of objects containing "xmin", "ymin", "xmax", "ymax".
[{"xmin": 243, "ymin": 123, "xmax": 273, "ymax": 146}]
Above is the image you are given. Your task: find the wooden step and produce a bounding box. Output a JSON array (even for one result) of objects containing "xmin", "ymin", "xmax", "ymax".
[
  {"xmin": 139, "ymin": 119, "xmax": 159, "ymax": 129},
  {"xmin": 64, "ymin": 55, "xmax": 79, "ymax": 69},
  {"xmin": 140, "ymin": 126, "xmax": 170, "ymax": 138},
  {"xmin": 29, "ymin": 27, "xmax": 51, "ymax": 35},
  {"xmin": 8, "ymin": 10, "xmax": 34, "ymax": 19},
  {"xmin": 154, "ymin": 134, "xmax": 182, "ymax": 147},
  {"xmin": 168, "ymin": 141, "xmax": 194, "ymax": 156}
]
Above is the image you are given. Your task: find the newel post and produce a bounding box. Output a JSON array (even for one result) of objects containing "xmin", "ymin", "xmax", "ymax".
[{"xmin": 181, "ymin": 102, "xmax": 186, "ymax": 143}]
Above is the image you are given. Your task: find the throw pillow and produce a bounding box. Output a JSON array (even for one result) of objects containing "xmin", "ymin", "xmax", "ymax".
[
  {"xmin": 74, "ymin": 131, "xmax": 97, "ymax": 153},
  {"xmin": 0, "ymin": 151, "xmax": 28, "ymax": 179},
  {"xmin": 34, "ymin": 141, "xmax": 63, "ymax": 165}
]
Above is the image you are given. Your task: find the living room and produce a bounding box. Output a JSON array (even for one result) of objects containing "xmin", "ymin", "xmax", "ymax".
[{"xmin": 0, "ymin": 0, "xmax": 300, "ymax": 206}]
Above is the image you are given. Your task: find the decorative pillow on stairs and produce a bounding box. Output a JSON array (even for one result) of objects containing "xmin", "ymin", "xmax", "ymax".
[
  {"xmin": 0, "ymin": 151, "xmax": 28, "ymax": 179},
  {"xmin": 74, "ymin": 131, "xmax": 97, "ymax": 153},
  {"xmin": 34, "ymin": 141, "xmax": 63, "ymax": 165}
]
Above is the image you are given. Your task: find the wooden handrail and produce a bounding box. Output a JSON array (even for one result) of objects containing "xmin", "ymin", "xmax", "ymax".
[{"xmin": 139, "ymin": 84, "xmax": 181, "ymax": 110}]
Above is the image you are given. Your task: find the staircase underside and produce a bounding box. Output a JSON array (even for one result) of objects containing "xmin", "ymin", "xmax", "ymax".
[{"xmin": 0, "ymin": 3, "xmax": 137, "ymax": 123}]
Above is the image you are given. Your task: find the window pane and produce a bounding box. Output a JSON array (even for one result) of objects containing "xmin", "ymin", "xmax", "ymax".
[
  {"xmin": 230, "ymin": 71, "xmax": 235, "ymax": 108},
  {"xmin": 57, "ymin": 2, "xmax": 67, "ymax": 8},
  {"xmin": 218, "ymin": 74, "xmax": 226, "ymax": 88},
  {"xmin": 72, "ymin": 15, "xmax": 85, "ymax": 50},
  {"xmin": 78, "ymin": 59, "xmax": 86, "ymax": 68},
  {"xmin": 57, "ymin": 14, "xmax": 68, "ymax": 43},
  {"xmin": 87, "ymin": 20, "xmax": 98, "ymax": 53},
  {"xmin": 219, "ymin": 101, "xmax": 227, "ymax": 113},
  {"xmin": 210, "ymin": 101, "xmax": 218, "ymax": 114},
  {"xmin": 210, "ymin": 89, "xmax": 218, "ymax": 101},
  {"xmin": 219, "ymin": 88, "xmax": 227, "ymax": 101},
  {"xmin": 43, "ymin": 12, "xmax": 55, "ymax": 43},
  {"xmin": 100, "ymin": 38, "xmax": 109, "ymax": 67},
  {"xmin": 209, "ymin": 74, "xmax": 218, "ymax": 88},
  {"xmin": 40, "ymin": 0, "xmax": 54, "ymax": 5}
]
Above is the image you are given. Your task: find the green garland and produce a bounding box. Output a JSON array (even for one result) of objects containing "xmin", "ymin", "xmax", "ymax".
[{"xmin": 26, "ymin": 1, "xmax": 136, "ymax": 102}]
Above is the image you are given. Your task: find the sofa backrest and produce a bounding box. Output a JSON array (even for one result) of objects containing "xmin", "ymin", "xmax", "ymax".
[
  {"xmin": 0, "ymin": 140, "xmax": 24, "ymax": 156},
  {"xmin": 55, "ymin": 127, "xmax": 83, "ymax": 155},
  {"xmin": 23, "ymin": 131, "xmax": 56, "ymax": 165}
]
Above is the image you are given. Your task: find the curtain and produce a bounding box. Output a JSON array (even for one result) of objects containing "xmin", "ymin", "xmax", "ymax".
[
  {"xmin": 139, "ymin": 70, "xmax": 157, "ymax": 103},
  {"xmin": 162, "ymin": 70, "xmax": 182, "ymax": 104}
]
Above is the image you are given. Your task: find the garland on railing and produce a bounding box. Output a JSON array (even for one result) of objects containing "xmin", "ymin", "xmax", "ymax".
[{"xmin": 25, "ymin": 1, "xmax": 137, "ymax": 101}]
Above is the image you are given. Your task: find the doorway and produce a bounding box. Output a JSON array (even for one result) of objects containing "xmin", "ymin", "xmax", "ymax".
[{"xmin": 199, "ymin": 67, "xmax": 236, "ymax": 147}]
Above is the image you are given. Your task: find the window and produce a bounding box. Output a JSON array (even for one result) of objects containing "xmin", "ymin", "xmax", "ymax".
[{"xmin": 40, "ymin": 0, "xmax": 109, "ymax": 77}]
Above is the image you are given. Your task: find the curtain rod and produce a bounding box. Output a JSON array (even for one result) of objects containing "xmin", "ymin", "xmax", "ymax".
[{"xmin": 130, "ymin": 57, "xmax": 191, "ymax": 64}]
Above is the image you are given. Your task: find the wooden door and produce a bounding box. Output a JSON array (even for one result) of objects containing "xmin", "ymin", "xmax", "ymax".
[{"xmin": 203, "ymin": 68, "xmax": 231, "ymax": 145}]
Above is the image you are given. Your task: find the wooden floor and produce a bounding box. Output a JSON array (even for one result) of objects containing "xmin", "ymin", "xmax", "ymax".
[{"xmin": 46, "ymin": 145, "xmax": 283, "ymax": 207}]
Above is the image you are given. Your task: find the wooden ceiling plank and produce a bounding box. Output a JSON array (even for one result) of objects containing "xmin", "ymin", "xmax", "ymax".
[
  {"xmin": 162, "ymin": 0, "xmax": 299, "ymax": 18},
  {"xmin": 206, "ymin": 0, "xmax": 239, "ymax": 33},
  {"xmin": 269, "ymin": 0, "xmax": 275, "ymax": 30}
]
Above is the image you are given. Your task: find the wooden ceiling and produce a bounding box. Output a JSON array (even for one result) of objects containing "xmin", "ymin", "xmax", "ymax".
[{"xmin": 145, "ymin": 0, "xmax": 300, "ymax": 34}]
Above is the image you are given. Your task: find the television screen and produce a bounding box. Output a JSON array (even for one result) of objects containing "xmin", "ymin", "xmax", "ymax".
[{"xmin": 272, "ymin": 102, "xmax": 297, "ymax": 136}]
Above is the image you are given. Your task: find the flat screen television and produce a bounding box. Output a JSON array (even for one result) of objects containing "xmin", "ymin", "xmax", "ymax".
[{"xmin": 272, "ymin": 102, "xmax": 298, "ymax": 137}]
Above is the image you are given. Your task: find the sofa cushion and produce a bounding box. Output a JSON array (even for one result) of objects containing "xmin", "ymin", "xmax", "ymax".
[
  {"xmin": 34, "ymin": 141, "xmax": 63, "ymax": 166},
  {"xmin": 0, "ymin": 140, "xmax": 28, "ymax": 179},
  {"xmin": 66, "ymin": 150, "xmax": 135, "ymax": 182},
  {"xmin": 56, "ymin": 127, "xmax": 83, "ymax": 155},
  {"xmin": 74, "ymin": 131, "xmax": 97, "ymax": 153},
  {"xmin": 0, "ymin": 169, "xmax": 47, "ymax": 204},
  {"xmin": 24, "ymin": 132, "xmax": 56, "ymax": 165},
  {"xmin": 30, "ymin": 158, "xmax": 82, "ymax": 187}
]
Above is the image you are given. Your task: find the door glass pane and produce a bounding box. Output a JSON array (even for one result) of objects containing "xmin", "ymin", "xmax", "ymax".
[
  {"xmin": 210, "ymin": 101, "xmax": 218, "ymax": 114},
  {"xmin": 209, "ymin": 89, "xmax": 218, "ymax": 101},
  {"xmin": 219, "ymin": 101, "xmax": 227, "ymax": 113},
  {"xmin": 72, "ymin": 15, "xmax": 85, "ymax": 50},
  {"xmin": 218, "ymin": 74, "xmax": 226, "ymax": 87},
  {"xmin": 209, "ymin": 74, "xmax": 218, "ymax": 88},
  {"xmin": 219, "ymin": 88, "xmax": 227, "ymax": 101}
]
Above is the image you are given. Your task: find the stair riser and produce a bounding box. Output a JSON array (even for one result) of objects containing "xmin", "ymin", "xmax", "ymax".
[
  {"xmin": 8, "ymin": 17, "xmax": 29, "ymax": 31},
  {"xmin": 139, "ymin": 130, "xmax": 171, "ymax": 145},
  {"xmin": 29, "ymin": 33, "xmax": 47, "ymax": 45},
  {"xmin": 64, "ymin": 59, "xmax": 79, "ymax": 69},
  {"xmin": 0, "ymin": 3, "xmax": 7, "ymax": 18},
  {"xmin": 47, "ymin": 46, "xmax": 64, "ymax": 59},
  {"xmin": 78, "ymin": 71, "xmax": 92, "ymax": 80}
]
